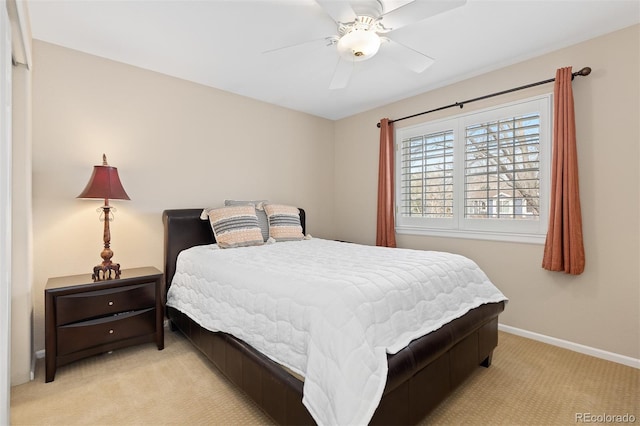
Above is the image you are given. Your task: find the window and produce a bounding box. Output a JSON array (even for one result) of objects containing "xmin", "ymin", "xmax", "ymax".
[{"xmin": 395, "ymin": 95, "xmax": 551, "ymax": 243}]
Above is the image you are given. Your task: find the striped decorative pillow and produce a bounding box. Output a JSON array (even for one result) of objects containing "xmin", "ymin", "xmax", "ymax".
[
  {"xmin": 264, "ymin": 204, "xmax": 304, "ymax": 241},
  {"xmin": 224, "ymin": 200, "xmax": 270, "ymax": 242},
  {"xmin": 205, "ymin": 205, "xmax": 264, "ymax": 249}
]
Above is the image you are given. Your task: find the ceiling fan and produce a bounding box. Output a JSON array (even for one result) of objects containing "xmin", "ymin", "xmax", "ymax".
[{"xmin": 268, "ymin": 0, "xmax": 467, "ymax": 89}]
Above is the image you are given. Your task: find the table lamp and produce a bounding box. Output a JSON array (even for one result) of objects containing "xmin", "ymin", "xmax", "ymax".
[{"xmin": 77, "ymin": 154, "xmax": 130, "ymax": 280}]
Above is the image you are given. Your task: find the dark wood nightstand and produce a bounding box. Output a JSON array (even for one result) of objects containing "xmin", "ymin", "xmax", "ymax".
[{"xmin": 45, "ymin": 266, "xmax": 164, "ymax": 382}]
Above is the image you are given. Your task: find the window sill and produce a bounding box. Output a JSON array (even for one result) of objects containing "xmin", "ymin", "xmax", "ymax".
[{"xmin": 396, "ymin": 226, "xmax": 546, "ymax": 245}]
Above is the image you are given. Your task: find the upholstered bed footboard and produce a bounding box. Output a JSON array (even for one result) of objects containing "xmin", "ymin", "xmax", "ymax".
[{"xmin": 167, "ymin": 302, "xmax": 504, "ymax": 425}]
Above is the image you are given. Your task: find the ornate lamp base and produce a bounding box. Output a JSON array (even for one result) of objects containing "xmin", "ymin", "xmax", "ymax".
[
  {"xmin": 93, "ymin": 262, "xmax": 121, "ymax": 281},
  {"xmin": 91, "ymin": 205, "xmax": 122, "ymax": 281}
]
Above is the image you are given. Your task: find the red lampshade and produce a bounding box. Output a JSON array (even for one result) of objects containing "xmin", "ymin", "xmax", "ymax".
[{"xmin": 77, "ymin": 154, "xmax": 130, "ymax": 201}]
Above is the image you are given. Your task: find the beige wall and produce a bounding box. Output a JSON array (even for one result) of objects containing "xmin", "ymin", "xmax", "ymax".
[
  {"xmin": 30, "ymin": 40, "xmax": 336, "ymax": 351},
  {"xmin": 334, "ymin": 24, "xmax": 640, "ymax": 359}
]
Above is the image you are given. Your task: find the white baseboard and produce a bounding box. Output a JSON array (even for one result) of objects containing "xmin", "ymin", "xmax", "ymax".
[
  {"xmin": 499, "ymin": 324, "xmax": 640, "ymax": 369},
  {"xmin": 31, "ymin": 350, "xmax": 45, "ymax": 381},
  {"xmin": 30, "ymin": 355, "xmax": 35, "ymax": 381}
]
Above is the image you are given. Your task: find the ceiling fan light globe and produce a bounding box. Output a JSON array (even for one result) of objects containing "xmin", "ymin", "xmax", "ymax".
[{"xmin": 337, "ymin": 28, "xmax": 381, "ymax": 61}]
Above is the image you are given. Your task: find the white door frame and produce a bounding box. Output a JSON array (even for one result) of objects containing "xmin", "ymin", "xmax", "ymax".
[{"xmin": 1, "ymin": 0, "xmax": 13, "ymax": 423}]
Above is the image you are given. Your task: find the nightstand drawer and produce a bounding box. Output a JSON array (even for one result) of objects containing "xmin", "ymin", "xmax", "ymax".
[
  {"xmin": 56, "ymin": 282, "xmax": 155, "ymax": 325},
  {"xmin": 57, "ymin": 308, "xmax": 156, "ymax": 355}
]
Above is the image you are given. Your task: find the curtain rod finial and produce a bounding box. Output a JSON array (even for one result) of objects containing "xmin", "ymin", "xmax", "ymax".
[
  {"xmin": 577, "ymin": 67, "xmax": 591, "ymax": 76},
  {"xmin": 376, "ymin": 122, "xmax": 381, "ymax": 128}
]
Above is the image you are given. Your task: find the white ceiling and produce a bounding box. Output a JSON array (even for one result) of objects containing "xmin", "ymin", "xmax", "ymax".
[{"xmin": 27, "ymin": 0, "xmax": 640, "ymax": 120}]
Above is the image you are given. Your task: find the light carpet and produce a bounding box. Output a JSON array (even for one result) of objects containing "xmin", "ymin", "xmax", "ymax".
[{"xmin": 11, "ymin": 330, "xmax": 639, "ymax": 425}]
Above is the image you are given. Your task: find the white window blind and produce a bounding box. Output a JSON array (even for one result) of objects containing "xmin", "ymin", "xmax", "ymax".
[
  {"xmin": 399, "ymin": 130, "xmax": 454, "ymax": 218},
  {"xmin": 464, "ymin": 113, "xmax": 541, "ymax": 220}
]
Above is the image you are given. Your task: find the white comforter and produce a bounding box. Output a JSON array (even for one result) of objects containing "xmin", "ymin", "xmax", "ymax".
[{"xmin": 166, "ymin": 238, "xmax": 507, "ymax": 425}]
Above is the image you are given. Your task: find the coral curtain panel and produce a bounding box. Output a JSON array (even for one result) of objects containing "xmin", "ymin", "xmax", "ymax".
[
  {"xmin": 542, "ymin": 67, "xmax": 585, "ymax": 274},
  {"xmin": 376, "ymin": 118, "xmax": 397, "ymax": 247}
]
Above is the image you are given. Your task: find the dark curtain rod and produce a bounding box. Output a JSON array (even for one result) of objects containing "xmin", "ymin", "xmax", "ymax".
[{"xmin": 376, "ymin": 66, "xmax": 592, "ymax": 128}]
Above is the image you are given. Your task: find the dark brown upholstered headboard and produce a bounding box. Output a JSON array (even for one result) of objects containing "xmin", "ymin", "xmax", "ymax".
[{"xmin": 162, "ymin": 208, "xmax": 306, "ymax": 293}]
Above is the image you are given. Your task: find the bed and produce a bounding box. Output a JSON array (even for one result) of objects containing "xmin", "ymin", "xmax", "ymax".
[{"xmin": 163, "ymin": 208, "xmax": 506, "ymax": 425}]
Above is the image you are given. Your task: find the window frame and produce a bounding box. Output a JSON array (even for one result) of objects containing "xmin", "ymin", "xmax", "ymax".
[{"xmin": 395, "ymin": 94, "xmax": 552, "ymax": 244}]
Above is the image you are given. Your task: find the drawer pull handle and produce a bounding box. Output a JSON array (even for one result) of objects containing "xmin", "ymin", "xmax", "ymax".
[
  {"xmin": 108, "ymin": 301, "xmax": 114, "ymax": 306},
  {"xmin": 109, "ymin": 329, "xmax": 114, "ymax": 334}
]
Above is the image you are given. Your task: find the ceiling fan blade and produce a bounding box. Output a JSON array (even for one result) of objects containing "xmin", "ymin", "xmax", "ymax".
[
  {"xmin": 329, "ymin": 57, "xmax": 354, "ymax": 90},
  {"xmin": 383, "ymin": 38, "xmax": 434, "ymax": 73},
  {"xmin": 315, "ymin": 0, "xmax": 357, "ymax": 23},
  {"xmin": 380, "ymin": 0, "xmax": 466, "ymax": 31},
  {"xmin": 262, "ymin": 37, "xmax": 335, "ymax": 55}
]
